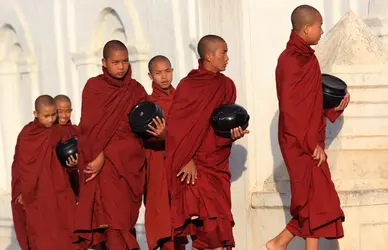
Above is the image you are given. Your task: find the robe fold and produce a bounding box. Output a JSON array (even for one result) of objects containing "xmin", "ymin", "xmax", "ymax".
[
  {"xmin": 144, "ymin": 83, "xmax": 187, "ymax": 250},
  {"xmin": 165, "ymin": 61, "xmax": 236, "ymax": 249},
  {"xmin": 74, "ymin": 66, "xmax": 147, "ymax": 249},
  {"xmin": 58, "ymin": 120, "xmax": 80, "ymax": 198},
  {"xmin": 276, "ymin": 31, "xmax": 345, "ymax": 239},
  {"xmin": 11, "ymin": 119, "xmax": 79, "ymax": 250}
]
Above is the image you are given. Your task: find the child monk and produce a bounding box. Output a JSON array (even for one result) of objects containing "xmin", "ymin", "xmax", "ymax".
[
  {"xmin": 266, "ymin": 5, "xmax": 350, "ymax": 250},
  {"xmin": 144, "ymin": 55, "xmax": 187, "ymax": 250},
  {"xmin": 11, "ymin": 95, "xmax": 79, "ymax": 250},
  {"xmin": 54, "ymin": 94, "xmax": 80, "ymax": 198},
  {"xmin": 73, "ymin": 40, "xmax": 148, "ymax": 249},
  {"xmin": 164, "ymin": 35, "xmax": 249, "ymax": 250}
]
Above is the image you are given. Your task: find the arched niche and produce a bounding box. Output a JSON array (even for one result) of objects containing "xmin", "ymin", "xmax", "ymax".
[
  {"xmin": 72, "ymin": 6, "xmax": 151, "ymax": 118},
  {"xmin": 0, "ymin": 24, "xmax": 25, "ymax": 191},
  {"xmin": 0, "ymin": 3, "xmax": 38, "ymax": 192}
]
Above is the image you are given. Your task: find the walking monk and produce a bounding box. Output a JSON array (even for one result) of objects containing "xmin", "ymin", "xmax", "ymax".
[
  {"xmin": 164, "ymin": 35, "xmax": 248, "ymax": 250},
  {"xmin": 11, "ymin": 95, "xmax": 79, "ymax": 250},
  {"xmin": 54, "ymin": 94, "xmax": 80, "ymax": 198},
  {"xmin": 144, "ymin": 55, "xmax": 187, "ymax": 250},
  {"xmin": 266, "ymin": 5, "xmax": 350, "ymax": 250},
  {"xmin": 73, "ymin": 40, "xmax": 148, "ymax": 250}
]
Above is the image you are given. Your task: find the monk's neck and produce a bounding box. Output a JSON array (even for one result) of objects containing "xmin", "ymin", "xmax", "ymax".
[
  {"xmin": 201, "ymin": 61, "xmax": 219, "ymax": 74},
  {"xmin": 293, "ymin": 30, "xmax": 311, "ymax": 45}
]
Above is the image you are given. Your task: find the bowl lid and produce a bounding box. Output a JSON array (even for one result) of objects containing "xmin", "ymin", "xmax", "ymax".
[
  {"xmin": 129, "ymin": 101, "xmax": 164, "ymax": 130},
  {"xmin": 322, "ymin": 73, "xmax": 347, "ymax": 91}
]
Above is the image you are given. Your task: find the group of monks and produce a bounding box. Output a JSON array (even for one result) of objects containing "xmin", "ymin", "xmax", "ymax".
[{"xmin": 10, "ymin": 4, "xmax": 350, "ymax": 250}]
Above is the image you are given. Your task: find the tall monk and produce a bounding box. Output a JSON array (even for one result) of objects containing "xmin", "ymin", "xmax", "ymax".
[
  {"xmin": 11, "ymin": 95, "xmax": 79, "ymax": 250},
  {"xmin": 73, "ymin": 40, "xmax": 148, "ymax": 250},
  {"xmin": 144, "ymin": 55, "xmax": 187, "ymax": 250},
  {"xmin": 54, "ymin": 94, "xmax": 80, "ymax": 198},
  {"xmin": 266, "ymin": 5, "xmax": 350, "ymax": 250},
  {"xmin": 165, "ymin": 35, "xmax": 249, "ymax": 250}
]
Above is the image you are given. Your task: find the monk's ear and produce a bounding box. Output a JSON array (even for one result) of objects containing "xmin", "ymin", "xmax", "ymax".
[
  {"xmin": 33, "ymin": 110, "xmax": 38, "ymax": 118},
  {"xmin": 102, "ymin": 58, "xmax": 107, "ymax": 68},
  {"xmin": 205, "ymin": 52, "xmax": 212, "ymax": 62},
  {"xmin": 171, "ymin": 68, "xmax": 174, "ymax": 73},
  {"xmin": 303, "ymin": 24, "xmax": 311, "ymax": 34},
  {"xmin": 148, "ymin": 72, "xmax": 153, "ymax": 80}
]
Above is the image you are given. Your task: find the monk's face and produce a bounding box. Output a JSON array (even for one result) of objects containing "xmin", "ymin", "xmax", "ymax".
[
  {"xmin": 209, "ymin": 41, "xmax": 229, "ymax": 72},
  {"xmin": 102, "ymin": 49, "xmax": 129, "ymax": 79},
  {"xmin": 306, "ymin": 13, "xmax": 324, "ymax": 45},
  {"xmin": 33, "ymin": 105, "xmax": 57, "ymax": 128},
  {"xmin": 148, "ymin": 60, "xmax": 173, "ymax": 90},
  {"xmin": 56, "ymin": 101, "xmax": 72, "ymax": 125}
]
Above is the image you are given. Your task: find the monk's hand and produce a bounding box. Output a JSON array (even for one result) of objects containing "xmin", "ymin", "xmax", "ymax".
[
  {"xmin": 146, "ymin": 117, "xmax": 166, "ymax": 139},
  {"xmin": 16, "ymin": 194, "xmax": 23, "ymax": 206},
  {"xmin": 312, "ymin": 145, "xmax": 326, "ymax": 167},
  {"xmin": 334, "ymin": 92, "xmax": 350, "ymax": 111},
  {"xmin": 177, "ymin": 160, "xmax": 198, "ymax": 185},
  {"xmin": 66, "ymin": 153, "xmax": 78, "ymax": 168},
  {"xmin": 230, "ymin": 127, "xmax": 250, "ymax": 141},
  {"xmin": 85, "ymin": 152, "xmax": 105, "ymax": 182}
]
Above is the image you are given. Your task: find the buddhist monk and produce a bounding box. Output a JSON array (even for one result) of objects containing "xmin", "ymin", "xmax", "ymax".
[
  {"xmin": 266, "ymin": 5, "xmax": 350, "ymax": 250},
  {"xmin": 54, "ymin": 94, "xmax": 80, "ymax": 198},
  {"xmin": 144, "ymin": 55, "xmax": 187, "ymax": 250},
  {"xmin": 11, "ymin": 95, "xmax": 79, "ymax": 250},
  {"xmin": 73, "ymin": 40, "xmax": 148, "ymax": 250},
  {"xmin": 164, "ymin": 35, "xmax": 249, "ymax": 250}
]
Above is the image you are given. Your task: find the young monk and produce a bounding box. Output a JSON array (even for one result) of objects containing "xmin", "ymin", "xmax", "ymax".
[
  {"xmin": 11, "ymin": 95, "xmax": 79, "ymax": 250},
  {"xmin": 164, "ymin": 35, "xmax": 249, "ymax": 250},
  {"xmin": 266, "ymin": 5, "xmax": 350, "ymax": 250},
  {"xmin": 144, "ymin": 55, "xmax": 187, "ymax": 250},
  {"xmin": 54, "ymin": 94, "xmax": 80, "ymax": 198},
  {"xmin": 73, "ymin": 40, "xmax": 148, "ymax": 249}
]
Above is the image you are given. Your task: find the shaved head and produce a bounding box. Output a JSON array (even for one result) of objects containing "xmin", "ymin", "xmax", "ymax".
[
  {"xmin": 54, "ymin": 94, "xmax": 71, "ymax": 105},
  {"xmin": 197, "ymin": 35, "xmax": 226, "ymax": 60},
  {"xmin": 35, "ymin": 95, "xmax": 55, "ymax": 111},
  {"xmin": 291, "ymin": 5, "xmax": 321, "ymax": 32},
  {"xmin": 148, "ymin": 55, "xmax": 171, "ymax": 73},
  {"xmin": 103, "ymin": 40, "xmax": 128, "ymax": 59}
]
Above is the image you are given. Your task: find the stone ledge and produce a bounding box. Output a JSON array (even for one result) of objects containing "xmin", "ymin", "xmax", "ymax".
[{"xmin": 251, "ymin": 189, "xmax": 388, "ymax": 209}]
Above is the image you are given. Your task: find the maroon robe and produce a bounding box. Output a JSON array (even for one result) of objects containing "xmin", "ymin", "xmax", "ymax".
[
  {"xmin": 144, "ymin": 83, "xmax": 187, "ymax": 250},
  {"xmin": 11, "ymin": 119, "xmax": 79, "ymax": 250},
  {"xmin": 73, "ymin": 66, "xmax": 147, "ymax": 249},
  {"xmin": 276, "ymin": 31, "xmax": 345, "ymax": 239},
  {"xmin": 165, "ymin": 61, "xmax": 236, "ymax": 249}
]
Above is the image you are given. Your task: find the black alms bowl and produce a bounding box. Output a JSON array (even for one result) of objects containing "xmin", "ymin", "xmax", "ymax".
[
  {"xmin": 128, "ymin": 101, "xmax": 165, "ymax": 138},
  {"xmin": 322, "ymin": 73, "xmax": 347, "ymax": 109},
  {"xmin": 56, "ymin": 137, "xmax": 78, "ymax": 168},
  {"xmin": 211, "ymin": 104, "xmax": 250, "ymax": 138}
]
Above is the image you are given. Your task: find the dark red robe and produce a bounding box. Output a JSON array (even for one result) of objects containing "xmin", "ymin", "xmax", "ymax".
[
  {"xmin": 57, "ymin": 121, "xmax": 80, "ymax": 198},
  {"xmin": 276, "ymin": 31, "xmax": 345, "ymax": 239},
  {"xmin": 74, "ymin": 66, "xmax": 147, "ymax": 249},
  {"xmin": 144, "ymin": 83, "xmax": 187, "ymax": 250},
  {"xmin": 165, "ymin": 61, "xmax": 236, "ymax": 249},
  {"xmin": 11, "ymin": 119, "xmax": 79, "ymax": 250}
]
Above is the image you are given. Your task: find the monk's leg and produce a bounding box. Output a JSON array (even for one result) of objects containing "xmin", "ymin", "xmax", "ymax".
[
  {"xmin": 305, "ymin": 238, "xmax": 319, "ymax": 250},
  {"xmin": 266, "ymin": 228, "xmax": 294, "ymax": 250}
]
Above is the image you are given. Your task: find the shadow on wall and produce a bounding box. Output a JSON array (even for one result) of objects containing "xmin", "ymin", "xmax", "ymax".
[
  {"xmin": 229, "ymin": 144, "xmax": 248, "ymax": 183},
  {"xmin": 269, "ymin": 109, "xmax": 341, "ymax": 250},
  {"xmin": 5, "ymin": 227, "xmax": 19, "ymax": 250}
]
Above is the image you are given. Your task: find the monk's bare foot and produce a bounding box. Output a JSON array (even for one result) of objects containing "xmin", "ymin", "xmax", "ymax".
[
  {"xmin": 266, "ymin": 238, "xmax": 286, "ymax": 250},
  {"xmin": 191, "ymin": 215, "xmax": 199, "ymax": 220}
]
